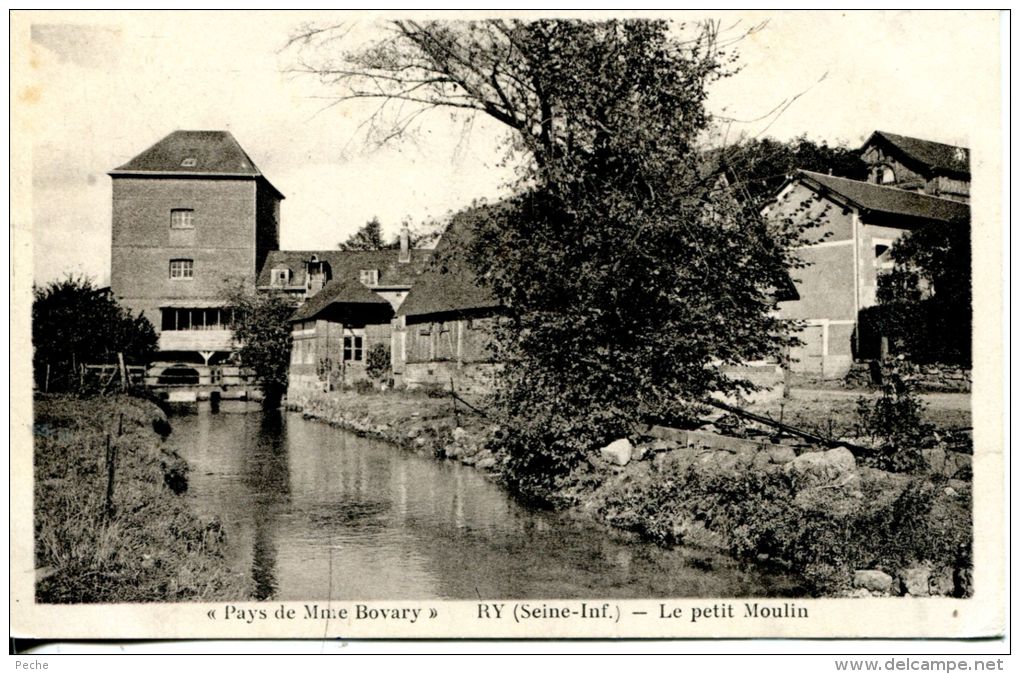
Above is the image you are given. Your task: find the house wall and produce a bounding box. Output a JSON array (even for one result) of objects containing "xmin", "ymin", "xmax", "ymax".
[
  {"xmin": 288, "ymin": 319, "xmax": 391, "ymax": 392},
  {"xmin": 111, "ymin": 176, "xmax": 257, "ymax": 329},
  {"xmin": 772, "ymin": 183, "xmax": 858, "ymax": 378},
  {"xmin": 772, "ymin": 183, "xmax": 924, "ymax": 379},
  {"xmin": 392, "ymin": 314, "xmax": 497, "ymax": 393},
  {"xmin": 861, "ymin": 144, "xmax": 927, "ymax": 190},
  {"xmin": 255, "ymin": 181, "xmax": 281, "ymax": 276}
]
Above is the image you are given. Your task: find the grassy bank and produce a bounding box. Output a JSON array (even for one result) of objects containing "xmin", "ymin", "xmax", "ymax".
[
  {"xmin": 34, "ymin": 394, "xmax": 250, "ymax": 603},
  {"xmin": 291, "ymin": 388, "xmax": 972, "ymax": 597}
]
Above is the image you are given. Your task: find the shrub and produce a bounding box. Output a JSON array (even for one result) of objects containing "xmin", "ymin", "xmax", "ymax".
[
  {"xmin": 595, "ymin": 459, "xmax": 971, "ymax": 596},
  {"xmin": 365, "ymin": 343, "xmax": 390, "ymax": 380},
  {"xmin": 855, "ymin": 368, "xmax": 936, "ymax": 473},
  {"xmin": 33, "ymin": 276, "xmax": 157, "ymax": 392}
]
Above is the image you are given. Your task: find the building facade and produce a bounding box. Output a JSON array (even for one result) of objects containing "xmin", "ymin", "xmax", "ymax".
[
  {"xmin": 109, "ymin": 130, "xmax": 283, "ymax": 367},
  {"xmin": 768, "ymin": 170, "xmax": 969, "ymax": 378},
  {"xmin": 859, "ymin": 130, "xmax": 970, "ymax": 203}
]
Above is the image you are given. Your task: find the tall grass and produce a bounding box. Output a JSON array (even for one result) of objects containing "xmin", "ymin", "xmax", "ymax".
[{"xmin": 34, "ymin": 394, "xmax": 251, "ymax": 603}]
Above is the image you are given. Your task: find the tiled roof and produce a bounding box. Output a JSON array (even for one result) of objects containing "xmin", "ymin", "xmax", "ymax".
[
  {"xmin": 289, "ymin": 277, "xmax": 391, "ymax": 322},
  {"xmin": 799, "ymin": 171, "xmax": 970, "ymax": 223},
  {"xmin": 257, "ymin": 248, "xmax": 434, "ymax": 289},
  {"xmin": 864, "ymin": 131, "xmax": 970, "ymax": 177},
  {"xmin": 397, "ymin": 205, "xmax": 502, "ymax": 318},
  {"xmin": 110, "ymin": 130, "xmax": 284, "ymax": 198}
]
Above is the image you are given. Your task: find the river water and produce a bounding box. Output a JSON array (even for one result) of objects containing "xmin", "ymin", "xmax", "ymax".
[{"xmin": 168, "ymin": 405, "xmax": 802, "ymax": 600}]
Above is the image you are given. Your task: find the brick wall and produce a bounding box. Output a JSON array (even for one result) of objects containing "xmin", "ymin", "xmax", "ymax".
[{"xmin": 111, "ymin": 176, "xmax": 259, "ymax": 328}]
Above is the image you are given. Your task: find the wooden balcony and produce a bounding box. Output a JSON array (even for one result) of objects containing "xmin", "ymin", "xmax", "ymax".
[{"xmin": 158, "ymin": 329, "xmax": 234, "ymax": 353}]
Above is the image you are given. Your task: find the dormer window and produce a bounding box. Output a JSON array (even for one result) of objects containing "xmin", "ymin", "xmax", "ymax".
[
  {"xmin": 953, "ymin": 147, "xmax": 966, "ymax": 163},
  {"xmin": 359, "ymin": 269, "xmax": 379, "ymax": 286},
  {"xmin": 180, "ymin": 157, "xmax": 197, "ymax": 167},
  {"xmin": 271, "ymin": 268, "xmax": 291, "ymax": 287},
  {"xmin": 170, "ymin": 209, "xmax": 194, "ymax": 229}
]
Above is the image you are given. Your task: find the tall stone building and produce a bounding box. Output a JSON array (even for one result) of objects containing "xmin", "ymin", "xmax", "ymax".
[{"xmin": 109, "ymin": 130, "xmax": 284, "ymax": 365}]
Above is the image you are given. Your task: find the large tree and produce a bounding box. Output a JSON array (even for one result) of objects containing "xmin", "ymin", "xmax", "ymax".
[
  {"xmin": 223, "ymin": 284, "xmax": 295, "ymax": 407},
  {"xmin": 293, "ymin": 20, "xmax": 809, "ymax": 500}
]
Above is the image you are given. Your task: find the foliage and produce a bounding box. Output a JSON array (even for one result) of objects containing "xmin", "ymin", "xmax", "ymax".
[
  {"xmin": 365, "ymin": 343, "xmax": 390, "ymax": 380},
  {"xmin": 597, "ymin": 460, "xmax": 971, "ymax": 596},
  {"xmin": 864, "ymin": 221, "xmax": 971, "ymax": 366},
  {"xmin": 339, "ymin": 216, "xmax": 443, "ymax": 251},
  {"xmin": 33, "ymin": 276, "xmax": 157, "ymax": 392},
  {"xmin": 338, "ymin": 217, "xmax": 386, "ymax": 250},
  {"xmin": 854, "ymin": 369, "xmax": 936, "ymax": 473},
  {"xmin": 223, "ymin": 284, "xmax": 295, "ymax": 405},
  {"xmin": 717, "ymin": 135, "xmax": 868, "ymax": 209},
  {"xmin": 293, "ymin": 19, "xmax": 813, "ymax": 501}
]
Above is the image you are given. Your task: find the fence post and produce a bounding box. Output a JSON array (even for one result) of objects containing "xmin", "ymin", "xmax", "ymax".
[
  {"xmin": 117, "ymin": 352, "xmax": 128, "ymax": 391},
  {"xmin": 44, "ymin": 364, "xmax": 50, "ymax": 393},
  {"xmin": 104, "ymin": 434, "xmax": 117, "ymax": 521}
]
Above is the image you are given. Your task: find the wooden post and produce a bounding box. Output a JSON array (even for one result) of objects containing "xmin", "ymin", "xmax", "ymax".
[
  {"xmin": 104, "ymin": 434, "xmax": 117, "ymax": 521},
  {"xmin": 44, "ymin": 364, "xmax": 50, "ymax": 393},
  {"xmin": 117, "ymin": 352, "xmax": 128, "ymax": 391},
  {"xmin": 450, "ymin": 376, "xmax": 460, "ymax": 427}
]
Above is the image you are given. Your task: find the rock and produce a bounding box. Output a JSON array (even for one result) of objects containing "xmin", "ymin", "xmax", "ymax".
[
  {"xmin": 944, "ymin": 486, "xmax": 959, "ymax": 498},
  {"xmin": 848, "ymin": 587, "xmax": 874, "ymax": 599},
  {"xmin": 853, "ymin": 569, "xmax": 893, "ymax": 594},
  {"xmin": 786, "ymin": 447, "xmax": 857, "ymax": 490},
  {"xmin": 899, "ymin": 563, "xmax": 932, "ymax": 596},
  {"xmin": 921, "ymin": 448, "xmax": 948, "ymax": 475},
  {"xmin": 929, "ymin": 566, "xmax": 955, "ymax": 596},
  {"xmin": 452, "ymin": 426, "xmax": 470, "ymax": 443},
  {"xmin": 945, "ymin": 451, "xmax": 972, "ymax": 480},
  {"xmin": 631, "ymin": 444, "xmax": 649, "ymax": 462},
  {"xmin": 768, "ymin": 446, "xmax": 796, "ymax": 464},
  {"xmin": 600, "ymin": 438, "xmax": 634, "ymax": 466}
]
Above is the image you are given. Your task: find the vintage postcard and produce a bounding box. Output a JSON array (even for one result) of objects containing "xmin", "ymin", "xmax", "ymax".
[{"xmin": 10, "ymin": 9, "xmax": 1005, "ymax": 642}]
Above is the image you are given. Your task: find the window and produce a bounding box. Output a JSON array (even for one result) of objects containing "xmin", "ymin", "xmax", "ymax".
[
  {"xmin": 180, "ymin": 157, "xmax": 197, "ymax": 168},
  {"xmin": 359, "ymin": 269, "xmax": 379, "ymax": 286},
  {"xmin": 160, "ymin": 307, "xmax": 231, "ymax": 330},
  {"xmin": 271, "ymin": 268, "xmax": 291, "ymax": 286},
  {"xmin": 343, "ymin": 335, "xmax": 364, "ymax": 362},
  {"xmin": 169, "ymin": 259, "xmax": 194, "ymax": 280},
  {"xmin": 874, "ymin": 240, "xmax": 895, "ymax": 271},
  {"xmin": 170, "ymin": 209, "xmax": 194, "ymax": 229},
  {"xmin": 880, "ymin": 166, "xmax": 896, "ymax": 184}
]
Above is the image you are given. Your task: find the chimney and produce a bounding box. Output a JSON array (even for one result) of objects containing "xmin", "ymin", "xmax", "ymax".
[{"xmin": 398, "ymin": 225, "xmax": 411, "ymax": 264}]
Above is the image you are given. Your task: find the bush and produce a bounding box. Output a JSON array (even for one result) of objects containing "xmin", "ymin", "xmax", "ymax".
[
  {"xmin": 855, "ymin": 368, "xmax": 936, "ymax": 473},
  {"xmin": 33, "ymin": 276, "xmax": 157, "ymax": 392},
  {"xmin": 365, "ymin": 343, "xmax": 390, "ymax": 380},
  {"xmin": 595, "ymin": 460, "xmax": 971, "ymax": 596}
]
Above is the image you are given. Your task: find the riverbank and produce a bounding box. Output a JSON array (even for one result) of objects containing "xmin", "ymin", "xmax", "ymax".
[
  {"xmin": 289, "ymin": 388, "xmax": 973, "ymax": 597},
  {"xmin": 34, "ymin": 394, "xmax": 250, "ymax": 602}
]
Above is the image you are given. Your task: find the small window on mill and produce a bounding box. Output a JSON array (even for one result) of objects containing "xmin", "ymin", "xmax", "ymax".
[
  {"xmin": 170, "ymin": 209, "xmax": 194, "ymax": 229},
  {"xmin": 359, "ymin": 269, "xmax": 379, "ymax": 286},
  {"xmin": 181, "ymin": 157, "xmax": 197, "ymax": 167}
]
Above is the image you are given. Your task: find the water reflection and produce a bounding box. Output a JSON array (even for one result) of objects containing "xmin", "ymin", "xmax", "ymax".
[{"xmin": 169, "ymin": 407, "xmax": 803, "ymax": 600}]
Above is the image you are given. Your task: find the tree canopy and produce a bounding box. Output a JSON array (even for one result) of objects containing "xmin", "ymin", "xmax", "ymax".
[
  {"xmin": 294, "ymin": 19, "xmax": 813, "ymax": 500},
  {"xmin": 33, "ymin": 276, "xmax": 157, "ymax": 391},
  {"xmin": 223, "ymin": 284, "xmax": 295, "ymax": 406},
  {"xmin": 338, "ymin": 217, "xmax": 385, "ymax": 250}
]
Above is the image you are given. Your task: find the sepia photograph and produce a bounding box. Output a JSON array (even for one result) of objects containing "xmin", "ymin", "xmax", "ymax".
[{"xmin": 9, "ymin": 9, "xmax": 1005, "ymax": 644}]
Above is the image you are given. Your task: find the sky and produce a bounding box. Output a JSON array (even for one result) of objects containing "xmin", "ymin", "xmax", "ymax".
[{"xmin": 16, "ymin": 10, "xmax": 1001, "ymax": 286}]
